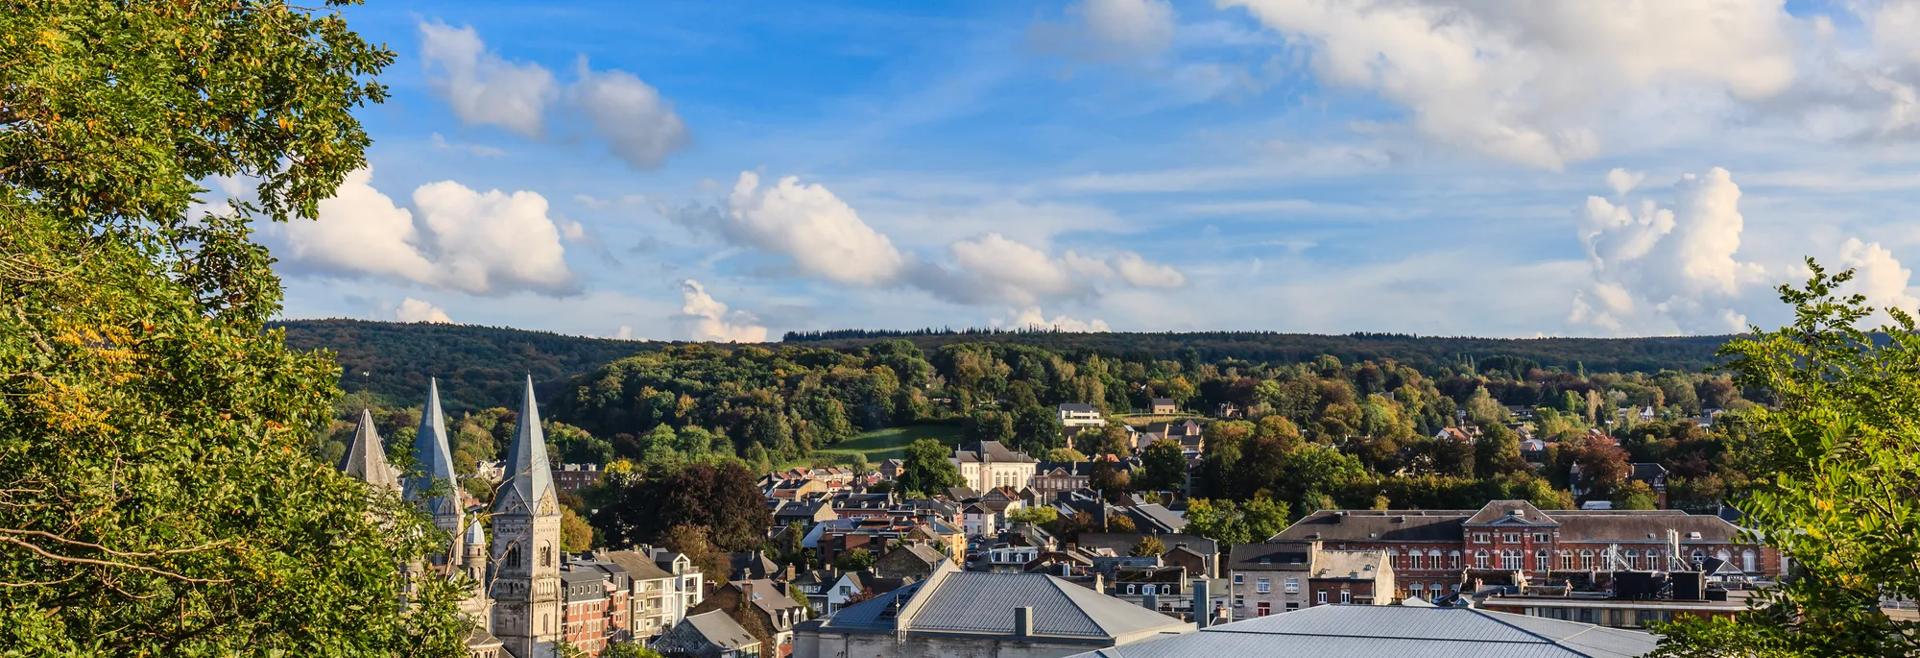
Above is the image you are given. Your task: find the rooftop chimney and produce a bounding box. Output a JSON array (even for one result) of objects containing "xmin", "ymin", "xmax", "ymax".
[
  {"xmin": 1014, "ymin": 606, "xmax": 1035, "ymax": 637},
  {"xmin": 1191, "ymin": 578, "xmax": 1211, "ymax": 629}
]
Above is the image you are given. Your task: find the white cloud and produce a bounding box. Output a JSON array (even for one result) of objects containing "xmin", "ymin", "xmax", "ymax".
[
  {"xmin": 676, "ymin": 280, "xmax": 769, "ymax": 342},
  {"xmin": 1074, "ymin": 0, "xmax": 1175, "ymax": 54},
  {"xmin": 394, "ymin": 298, "xmax": 453, "ymax": 324},
  {"xmin": 1003, "ymin": 307, "xmax": 1112, "ymax": 332},
  {"xmin": 570, "ymin": 62, "xmax": 690, "ymax": 169},
  {"xmin": 282, "ymin": 168, "xmax": 436, "ymax": 283},
  {"xmin": 418, "ymin": 19, "xmax": 558, "ymax": 137},
  {"xmin": 1570, "ymin": 167, "xmax": 1767, "ymax": 334},
  {"xmin": 1111, "ymin": 252, "xmax": 1185, "ymax": 288},
  {"xmin": 948, "ymin": 233, "xmax": 1087, "ymax": 304},
  {"xmin": 1222, "ymin": 1, "xmax": 1796, "ymax": 168},
  {"xmin": 706, "ymin": 172, "xmax": 909, "ymax": 285},
  {"xmin": 429, "ymin": 132, "xmax": 506, "ymax": 158},
  {"xmin": 1838, "ymin": 237, "xmax": 1920, "ymax": 324},
  {"xmin": 1605, "ymin": 168, "xmax": 1645, "ymax": 197},
  {"xmin": 279, "ymin": 169, "xmax": 576, "ymax": 296},
  {"xmin": 612, "ymin": 325, "xmax": 636, "ymax": 340}
]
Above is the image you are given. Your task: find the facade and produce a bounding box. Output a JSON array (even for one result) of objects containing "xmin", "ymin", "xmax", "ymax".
[
  {"xmin": 560, "ymin": 569, "xmax": 614, "ymax": 653},
  {"xmin": 1148, "ymin": 398, "xmax": 1177, "ymax": 415},
  {"xmin": 552, "ymin": 463, "xmax": 604, "ymax": 494},
  {"xmin": 490, "ymin": 377, "xmax": 566, "ymax": 658},
  {"xmin": 952, "ymin": 441, "xmax": 1039, "ymax": 492},
  {"xmin": 1224, "ymin": 542, "xmax": 1390, "ymax": 618},
  {"xmin": 1057, "ymin": 403, "xmax": 1105, "ymax": 429},
  {"xmin": 690, "ymin": 579, "xmax": 810, "ymax": 658},
  {"xmin": 655, "ymin": 610, "xmax": 762, "ymax": 658},
  {"xmin": 794, "ymin": 562, "xmax": 1193, "ymax": 658},
  {"xmin": 1267, "ymin": 500, "xmax": 1782, "ymax": 603}
]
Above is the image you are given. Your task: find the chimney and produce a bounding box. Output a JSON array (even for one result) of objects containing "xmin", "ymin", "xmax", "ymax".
[
  {"xmin": 1014, "ymin": 606, "xmax": 1035, "ymax": 638},
  {"xmin": 1191, "ymin": 578, "xmax": 1211, "ymax": 629}
]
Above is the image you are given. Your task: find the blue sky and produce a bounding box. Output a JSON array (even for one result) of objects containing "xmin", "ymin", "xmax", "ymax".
[{"xmin": 258, "ymin": 0, "xmax": 1920, "ymax": 340}]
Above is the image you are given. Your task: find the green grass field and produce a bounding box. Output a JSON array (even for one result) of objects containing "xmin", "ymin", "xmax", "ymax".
[{"xmin": 781, "ymin": 423, "xmax": 967, "ymax": 469}]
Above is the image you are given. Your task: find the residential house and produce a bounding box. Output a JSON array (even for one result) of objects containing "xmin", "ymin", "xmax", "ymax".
[
  {"xmin": 1226, "ymin": 542, "xmax": 1313, "ymax": 618},
  {"xmin": 772, "ymin": 497, "xmax": 838, "ymax": 534},
  {"xmin": 952, "ymin": 441, "xmax": 1039, "ymax": 493},
  {"xmin": 553, "ymin": 463, "xmax": 604, "ymax": 495},
  {"xmin": 560, "ymin": 567, "xmax": 618, "ymax": 654},
  {"xmin": 1149, "ymin": 398, "xmax": 1178, "ymax": 415},
  {"xmin": 1130, "ymin": 420, "xmax": 1203, "ymax": 454},
  {"xmin": 654, "ymin": 610, "xmax": 762, "ymax": 658},
  {"xmin": 873, "ymin": 543, "xmax": 949, "ymax": 580},
  {"xmin": 690, "ymin": 580, "xmax": 809, "ymax": 658},
  {"xmin": 793, "ymin": 562, "xmax": 1193, "ymax": 658},
  {"xmin": 1031, "ymin": 462, "xmax": 1093, "ymax": 498},
  {"xmin": 600, "ymin": 549, "xmax": 689, "ymax": 641},
  {"xmin": 1306, "ymin": 549, "xmax": 1393, "ymax": 607},
  {"xmin": 1058, "ymin": 403, "xmax": 1105, "ymax": 429},
  {"xmin": 1077, "ymin": 533, "xmax": 1218, "ymax": 578}
]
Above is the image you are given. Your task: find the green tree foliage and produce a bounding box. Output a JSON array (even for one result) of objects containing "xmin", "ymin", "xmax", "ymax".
[
  {"xmin": 1140, "ymin": 439, "xmax": 1188, "ymax": 491},
  {"xmin": 1654, "ymin": 263, "xmax": 1920, "ymax": 656},
  {"xmin": 1007, "ymin": 506, "xmax": 1059, "ymax": 526},
  {"xmin": 833, "ymin": 548, "xmax": 876, "ymax": 571},
  {"xmin": 1012, "ymin": 404, "xmax": 1064, "ymax": 455},
  {"xmin": 1091, "ymin": 459, "xmax": 1133, "ymax": 502},
  {"xmin": 658, "ymin": 524, "xmax": 728, "ymax": 587},
  {"xmin": 588, "ymin": 462, "xmax": 770, "ymax": 552},
  {"xmin": 896, "ymin": 439, "xmax": 964, "ymax": 497},
  {"xmin": 0, "ymin": 1, "xmax": 470, "ymax": 653},
  {"xmin": 1184, "ymin": 496, "xmax": 1293, "ymax": 546},
  {"xmin": 1130, "ymin": 535, "xmax": 1167, "ymax": 557},
  {"xmin": 602, "ymin": 642, "xmax": 667, "ymax": 658},
  {"xmin": 561, "ymin": 506, "xmax": 595, "ymax": 552},
  {"xmin": 1046, "ymin": 447, "xmax": 1088, "ymax": 462}
]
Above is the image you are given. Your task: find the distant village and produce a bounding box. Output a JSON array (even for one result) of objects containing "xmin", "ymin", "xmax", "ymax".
[{"xmin": 339, "ymin": 381, "xmax": 1800, "ymax": 658}]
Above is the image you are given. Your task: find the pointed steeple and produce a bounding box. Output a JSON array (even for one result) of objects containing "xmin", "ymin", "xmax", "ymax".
[
  {"xmin": 406, "ymin": 378, "xmax": 460, "ymax": 506},
  {"xmin": 339, "ymin": 409, "xmax": 401, "ymax": 492},
  {"xmin": 494, "ymin": 375, "xmax": 556, "ymax": 517}
]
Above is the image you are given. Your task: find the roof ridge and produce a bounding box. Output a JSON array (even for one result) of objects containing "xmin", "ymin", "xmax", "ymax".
[{"xmin": 1469, "ymin": 607, "xmax": 1598, "ymax": 656}]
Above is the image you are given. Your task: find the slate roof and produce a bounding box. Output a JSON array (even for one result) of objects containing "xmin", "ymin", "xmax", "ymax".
[
  {"xmin": 493, "ymin": 376, "xmax": 556, "ymax": 517},
  {"xmin": 1227, "ymin": 542, "xmax": 1314, "ymax": 570},
  {"xmin": 339, "ymin": 409, "xmax": 401, "ymax": 492},
  {"xmin": 1078, "ymin": 533, "xmax": 1217, "ymax": 558},
  {"xmin": 954, "ymin": 440, "xmax": 1037, "ymax": 464},
  {"xmin": 1059, "ymin": 403, "xmax": 1099, "ymax": 413},
  {"xmin": 405, "ymin": 378, "xmax": 461, "ymax": 515},
  {"xmin": 1122, "ymin": 504, "xmax": 1187, "ymax": 534},
  {"xmin": 1270, "ymin": 510, "xmax": 1473, "ymax": 543},
  {"xmin": 600, "ymin": 549, "xmax": 673, "ymax": 580},
  {"xmin": 1067, "ymin": 604, "xmax": 1657, "ymax": 658},
  {"xmin": 822, "ymin": 563, "xmax": 1189, "ymax": 640},
  {"xmin": 681, "ymin": 610, "xmax": 759, "ymax": 650},
  {"xmin": 1548, "ymin": 510, "xmax": 1741, "ymax": 544},
  {"xmin": 1465, "ymin": 500, "xmax": 1558, "ymax": 526}
]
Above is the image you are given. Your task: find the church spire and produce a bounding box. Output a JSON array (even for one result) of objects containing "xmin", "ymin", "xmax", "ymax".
[
  {"xmin": 494, "ymin": 375, "xmax": 556, "ymax": 517},
  {"xmin": 338, "ymin": 409, "xmax": 400, "ymax": 492},
  {"xmin": 407, "ymin": 378, "xmax": 465, "ymax": 557}
]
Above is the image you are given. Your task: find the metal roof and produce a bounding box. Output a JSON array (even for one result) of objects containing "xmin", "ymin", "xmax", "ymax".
[
  {"xmin": 823, "ymin": 564, "xmax": 1189, "ymax": 640},
  {"xmin": 1067, "ymin": 604, "xmax": 1658, "ymax": 658}
]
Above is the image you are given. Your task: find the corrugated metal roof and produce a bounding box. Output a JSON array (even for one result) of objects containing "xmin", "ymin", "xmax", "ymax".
[
  {"xmin": 1066, "ymin": 605, "xmax": 1657, "ymax": 658},
  {"xmin": 822, "ymin": 567, "xmax": 1188, "ymax": 641}
]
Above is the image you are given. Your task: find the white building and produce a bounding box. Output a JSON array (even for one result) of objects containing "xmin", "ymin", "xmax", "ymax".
[
  {"xmin": 1058, "ymin": 403, "xmax": 1105, "ymax": 430},
  {"xmin": 952, "ymin": 441, "xmax": 1038, "ymax": 493}
]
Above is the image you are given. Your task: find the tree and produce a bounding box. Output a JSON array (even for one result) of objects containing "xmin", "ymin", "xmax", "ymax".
[
  {"xmin": 896, "ymin": 439, "xmax": 964, "ymax": 497},
  {"xmin": 561, "ymin": 506, "xmax": 596, "ymax": 552},
  {"xmin": 1615, "ymin": 481, "xmax": 1658, "ymax": 510},
  {"xmin": 1046, "ymin": 447, "xmax": 1088, "ymax": 462},
  {"xmin": 1095, "ymin": 420, "xmax": 1134, "ymax": 457},
  {"xmin": 1140, "ymin": 439, "xmax": 1188, "ymax": 492},
  {"xmin": 588, "ymin": 461, "xmax": 770, "ymax": 552},
  {"xmin": 603, "ymin": 642, "xmax": 666, "ymax": 658},
  {"xmin": 0, "ymin": 2, "xmax": 470, "ymax": 653},
  {"xmin": 834, "ymin": 548, "xmax": 876, "ymax": 571},
  {"xmin": 1007, "ymin": 506, "xmax": 1059, "ymax": 526},
  {"xmin": 1130, "ymin": 535, "xmax": 1167, "ymax": 557},
  {"xmin": 660, "ymin": 524, "xmax": 728, "ymax": 587},
  {"xmin": 1653, "ymin": 263, "xmax": 1920, "ymax": 657},
  {"xmin": 1091, "ymin": 459, "xmax": 1132, "ymax": 502},
  {"xmin": 966, "ymin": 410, "xmax": 1014, "ymax": 445},
  {"xmin": 1012, "ymin": 404, "xmax": 1064, "ymax": 455}
]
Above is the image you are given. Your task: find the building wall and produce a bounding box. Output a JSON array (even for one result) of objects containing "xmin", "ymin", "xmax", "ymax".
[
  {"xmin": 796, "ymin": 632, "xmax": 1114, "ymax": 658},
  {"xmin": 1227, "ymin": 567, "xmax": 1310, "ymax": 618}
]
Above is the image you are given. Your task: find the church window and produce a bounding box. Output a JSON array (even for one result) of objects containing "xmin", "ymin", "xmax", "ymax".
[{"xmin": 505, "ymin": 545, "xmax": 522, "ymax": 568}]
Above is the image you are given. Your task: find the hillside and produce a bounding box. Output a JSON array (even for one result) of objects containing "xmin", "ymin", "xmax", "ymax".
[
  {"xmin": 782, "ymin": 329, "xmax": 1735, "ymax": 373},
  {"xmin": 276, "ymin": 319, "xmax": 661, "ymax": 412}
]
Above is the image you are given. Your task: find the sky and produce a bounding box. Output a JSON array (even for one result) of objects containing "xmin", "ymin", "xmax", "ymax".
[{"xmin": 249, "ymin": 0, "xmax": 1920, "ymax": 341}]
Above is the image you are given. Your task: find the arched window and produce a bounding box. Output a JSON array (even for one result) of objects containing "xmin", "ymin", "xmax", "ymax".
[
  {"xmin": 1558, "ymin": 551, "xmax": 1573, "ymax": 570},
  {"xmin": 1624, "ymin": 549, "xmax": 1638, "ymax": 568},
  {"xmin": 1580, "ymin": 550, "xmax": 1594, "ymax": 570},
  {"xmin": 1716, "ymin": 549, "xmax": 1731, "ymax": 564},
  {"xmin": 1742, "ymin": 549, "xmax": 1757, "ymax": 573},
  {"xmin": 1143, "ymin": 585, "xmax": 1157, "ymax": 596},
  {"xmin": 1535, "ymin": 549, "xmax": 1549, "ymax": 571},
  {"xmin": 505, "ymin": 545, "xmax": 522, "ymax": 568},
  {"xmin": 1449, "ymin": 551, "xmax": 1461, "ymax": 569},
  {"xmin": 1409, "ymin": 583, "xmax": 1425, "ymax": 596},
  {"xmin": 542, "ymin": 542, "xmax": 553, "ymax": 567},
  {"xmin": 1691, "ymin": 549, "xmax": 1705, "ymax": 567},
  {"xmin": 1473, "ymin": 550, "xmax": 1489, "ymax": 569},
  {"xmin": 1408, "ymin": 550, "xmax": 1421, "ymax": 570},
  {"xmin": 1501, "ymin": 550, "xmax": 1522, "ymax": 570}
]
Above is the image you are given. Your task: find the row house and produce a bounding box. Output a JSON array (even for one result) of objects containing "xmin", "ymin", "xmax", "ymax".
[
  {"xmin": 1269, "ymin": 500, "xmax": 1780, "ymax": 602},
  {"xmin": 689, "ymin": 580, "xmax": 810, "ymax": 658},
  {"xmin": 559, "ymin": 566, "xmax": 622, "ymax": 655},
  {"xmin": 598, "ymin": 548, "xmax": 705, "ymax": 643},
  {"xmin": 552, "ymin": 463, "xmax": 605, "ymax": 495},
  {"xmin": 1225, "ymin": 542, "xmax": 1393, "ymax": 618}
]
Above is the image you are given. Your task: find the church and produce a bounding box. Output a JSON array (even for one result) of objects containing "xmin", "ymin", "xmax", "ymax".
[{"xmin": 337, "ymin": 376, "xmax": 564, "ymax": 658}]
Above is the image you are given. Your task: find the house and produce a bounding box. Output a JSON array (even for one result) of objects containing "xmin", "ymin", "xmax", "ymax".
[
  {"xmin": 1305, "ymin": 549, "xmax": 1393, "ymax": 607},
  {"xmin": 1114, "ymin": 503, "xmax": 1187, "ymax": 535},
  {"xmin": 1225, "ymin": 542, "xmax": 1314, "ymax": 618},
  {"xmin": 654, "ymin": 610, "xmax": 762, "ymax": 658},
  {"xmin": 772, "ymin": 497, "xmax": 839, "ymax": 533},
  {"xmin": 1130, "ymin": 420, "xmax": 1203, "ymax": 454},
  {"xmin": 1214, "ymin": 402, "xmax": 1242, "ymax": 419},
  {"xmin": 873, "ymin": 543, "xmax": 949, "ymax": 580},
  {"xmin": 1149, "ymin": 398, "xmax": 1178, "ymax": 415},
  {"xmin": 1631, "ymin": 462, "xmax": 1670, "ymax": 508},
  {"xmin": 1058, "ymin": 403, "xmax": 1105, "ymax": 429},
  {"xmin": 1031, "ymin": 462, "xmax": 1093, "ymax": 498},
  {"xmin": 729, "ymin": 551, "xmax": 787, "ymax": 582},
  {"xmin": 553, "ymin": 463, "xmax": 605, "ymax": 494},
  {"xmin": 600, "ymin": 548, "xmax": 704, "ymax": 641},
  {"xmin": 560, "ymin": 567, "xmax": 619, "ymax": 654},
  {"xmin": 792, "ymin": 562, "xmax": 1193, "ymax": 658},
  {"xmin": 690, "ymin": 580, "xmax": 810, "ymax": 658},
  {"xmin": 878, "ymin": 459, "xmax": 904, "ymax": 480},
  {"xmin": 1061, "ymin": 604, "xmax": 1658, "ymax": 658},
  {"xmin": 1077, "ymin": 533, "xmax": 1218, "ymax": 578},
  {"xmin": 1433, "ymin": 427, "xmax": 1475, "ymax": 442},
  {"xmin": 952, "ymin": 441, "xmax": 1039, "ymax": 493},
  {"xmin": 1266, "ymin": 500, "xmax": 1781, "ymax": 601}
]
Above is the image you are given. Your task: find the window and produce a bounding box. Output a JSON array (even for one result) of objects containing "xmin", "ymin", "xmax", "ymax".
[
  {"xmin": 1257, "ymin": 602, "xmax": 1272, "ymax": 616},
  {"xmin": 1559, "ymin": 551, "xmax": 1574, "ymax": 570},
  {"xmin": 1624, "ymin": 550, "xmax": 1638, "ymax": 568},
  {"xmin": 1690, "ymin": 549, "xmax": 1705, "ymax": 567},
  {"xmin": 1473, "ymin": 533, "xmax": 1489, "ymax": 543},
  {"xmin": 1429, "ymin": 549, "xmax": 1443, "ymax": 566},
  {"xmin": 1234, "ymin": 595, "xmax": 1245, "ymax": 607},
  {"xmin": 1127, "ymin": 584, "xmax": 1137, "ymax": 595},
  {"xmin": 1408, "ymin": 551, "xmax": 1421, "ymax": 570},
  {"xmin": 1536, "ymin": 550, "xmax": 1550, "ymax": 572},
  {"xmin": 1504, "ymin": 533, "xmax": 1520, "ymax": 544},
  {"xmin": 1316, "ymin": 591, "xmax": 1327, "ymax": 605},
  {"xmin": 1502, "ymin": 551, "xmax": 1522, "ymax": 570},
  {"xmin": 542, "ymin": 543, "xmax": 553, "ymax": 567},
  {"xmin": 1286, "ymin": 602, "xmax": 1300, "ymax": 610},
  {"xmin": 1256, "ymin": 578, "xmax": 1271, "ymax": 594},
  {"xmin": 1742, "ymin": 549, "xmax": 1757, "ymax": 573},
  {"xmin": 1143, "ymin": 585, "xmax": 1157, "ymax": 596},
  {"xmin": 1409, "ymin": 583, "xmax": 1424, "ymax": 596},
  {"xmin": 1283, "ymin": 577, "xmax": 1298, "ymax": 593},
  {"xmin": 1340, "ymin": 590, "xmax": 1351, "ymax": 604},
  {"xmin": 505, "ymin": 545, "xmax": 522, "ymax": 568},
  {"xmin": 1474, "ymin": 550, "xmax": 1489, "ymax": 569},
  {"xmin": 1450, "ymin": 551, "xmax": 1461, "ymax": 568},
  {"xmin": 1233, "ymin": 574, "xmax": 1245, "ymax": 584},
  {"xmin": 1534, "ymin": 532, "xmax": 1550, "ymax": 543}
]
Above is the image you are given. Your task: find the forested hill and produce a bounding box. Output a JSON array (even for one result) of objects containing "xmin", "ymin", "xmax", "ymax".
[
  {"xmin": 782, "ymin": 329, "xmax": 1736, "ymax": 374},
  {"xmin": 276, "ymin": 319, "xmax": 660, "ymax": 412}
]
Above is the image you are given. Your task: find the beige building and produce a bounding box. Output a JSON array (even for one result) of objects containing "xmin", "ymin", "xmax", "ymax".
[
  {"xmin": 1226, "ymin": 541, "xmax": 1393, "ymax": 619},
  {"xmin": 952, "ymin": 441, "xmax": 1038, "ymax": 492}
]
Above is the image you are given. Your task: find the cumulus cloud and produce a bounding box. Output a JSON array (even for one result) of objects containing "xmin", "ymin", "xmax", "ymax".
[
  {"xmin": 676, "ymin": 280, "xmax": 769, "ymax": 343},
  {"xmin": 418, "ymin": 20, "xmax": 558, "ymax": 137},
  {"xmin": 571, "ymin": 62, "xmax": 690, "ymax": 169},
  {"xmin": 695, "ymin": 172, "xmax": 909, "ymax": 285},
  {"xmin": 1003, "ymin": 307, "xmax": 1112, "ymax": 332},
  {"xmin": 278, "ymin": 168, "xmax": 576, "ymax": 296},
  {"xmin": 394, "ymin": 298, "xmax": 453, "ymax": 324},
  {"xmin": 1569, "ymin": 168, "xmax": 1767, "ymax": 334},
  {"xmin": 1838, "ymin": 237, "xmax": 1920, "ymax": 324},
  {"xmin": 1222, "ymin": 1, "xmax": 1796, "ymax": 168},
  {"xmin": 418, "ymin": 19, "xmax": 689, "ymax": 167}
]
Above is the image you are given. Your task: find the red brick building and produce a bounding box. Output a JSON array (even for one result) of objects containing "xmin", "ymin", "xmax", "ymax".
[
  {"xmin": 1270, "ymin": 500, "xmax": 1780, "ymax": 602},
  {"xmin": 559, "ymin": 556, "xmax": 633, "ymax": 655}
]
